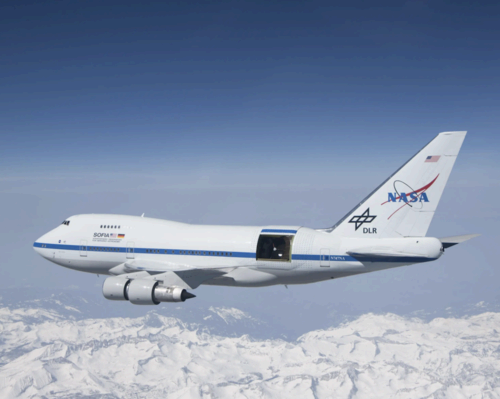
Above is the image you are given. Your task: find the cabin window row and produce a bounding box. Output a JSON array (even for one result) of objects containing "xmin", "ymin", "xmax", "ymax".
[
  {"xmin": 100, "ymin": 225, "xmax": 120, "ymax": 229},
  {"xmin": 145, "ymin": 249, "xmax": 232, "ymax": 256},
  {"xmin": 82, "ymin": 247, "xmax": 233, "ymax": 255},
  {"xmin": 89, "ymin": 247, "xmax": 120, "ymax": 252}
]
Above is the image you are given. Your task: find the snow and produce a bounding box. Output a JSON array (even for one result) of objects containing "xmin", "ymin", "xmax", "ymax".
[{"xmin": 0, "ymin": 307, "xmax": 499, "ymax": 398}]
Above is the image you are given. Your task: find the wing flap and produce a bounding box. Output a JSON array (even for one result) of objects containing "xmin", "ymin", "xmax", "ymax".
[{"xmin": 109, "ymin": 260, "xmax": 232, "ymax": 289}]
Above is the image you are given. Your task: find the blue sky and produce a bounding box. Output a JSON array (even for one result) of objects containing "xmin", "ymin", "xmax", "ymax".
[
  {"xmin": 1, "ymin": 0, "xmax": 499, "ymax": 329},
  {"xmin": 1, "ymin": 0, "xmax": 499, "ymax": 173}
]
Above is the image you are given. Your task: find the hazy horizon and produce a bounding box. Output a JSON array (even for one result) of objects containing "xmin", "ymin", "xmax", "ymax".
[{"xmin": 1, "ymin": 0, "xmax": 498, "ymax": 334}]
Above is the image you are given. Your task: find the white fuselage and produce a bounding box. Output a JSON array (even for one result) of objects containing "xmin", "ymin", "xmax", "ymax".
[{"xmin": 33, "ymin": 214, "xmax": 442, "ymax": 287}]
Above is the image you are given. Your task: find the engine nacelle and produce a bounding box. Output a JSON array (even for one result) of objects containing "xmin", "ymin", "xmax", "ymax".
[
  {"xmin": 102, "ymin": 277, "xmax": 131, "ymax": 301},
  {"xmin": 103, "ymin": 277, "xmax": 196, "ymax": 305},
  {"xmin": 128, "ymin": 279, "xmax": 160, "ymax": 305},
  {"xmin": 154, "ymin": 286, "xmax": 195, "ymax": 302}
]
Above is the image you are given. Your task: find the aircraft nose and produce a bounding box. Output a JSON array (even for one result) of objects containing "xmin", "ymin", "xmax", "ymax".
[
  {"xmin": 33, "ymin": 231, "xmax": 52, "ymax": 258},
  {"xmin": 33, "ymin": 242, "xmax": 43, "ymax": 256}
]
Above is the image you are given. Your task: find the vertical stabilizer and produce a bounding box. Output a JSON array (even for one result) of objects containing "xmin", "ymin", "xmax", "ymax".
[{"xmin": 329, "ymin": 132, "xmax": 467, "ymax": 238}]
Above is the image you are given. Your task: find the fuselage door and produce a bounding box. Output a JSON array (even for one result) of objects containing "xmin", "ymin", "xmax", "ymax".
[
  {"xmin": 256, "ymin": 234, "xmax": 294, "ymax": 262},
  {"xmin": 320, "ymin": 248, "xmax": 330, "ymax": 267},
  {"xmin": 80, "ymin": 240, "xmax": 87, "ymax": 257},
  {"xmin": 126, "ymin": 242, "xmax": 135, "ymax": 259}
]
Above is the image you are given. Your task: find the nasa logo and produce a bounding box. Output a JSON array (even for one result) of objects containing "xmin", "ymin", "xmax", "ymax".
[
  {"xmin": 380, "ymin": 175, "xmax": 439, "ymax": 220},
  {"xmin": 387, "ymin": 192, "xmax": 429, "ymax": 203}
]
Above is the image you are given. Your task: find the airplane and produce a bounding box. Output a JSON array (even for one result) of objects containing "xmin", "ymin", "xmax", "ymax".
[{"xmin": 33, "ymin": 131, "xmax": 478, "ymax": 305}]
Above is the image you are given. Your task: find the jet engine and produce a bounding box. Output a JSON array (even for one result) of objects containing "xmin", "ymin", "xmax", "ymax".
[
  {"xmin": 102, "ymin": 276, "xmax": 195, "ymax": 305},
  {"xmin": 102, "ymin": 276, "xmax": 130, "ymax": 301}
]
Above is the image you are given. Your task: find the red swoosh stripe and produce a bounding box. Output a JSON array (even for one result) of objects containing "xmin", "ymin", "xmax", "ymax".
[
  {"xmin": 382, "ymin": 174, "xmax": 439, "ymax": 220},
  {"xmin": 381, "ymin": 174, "xmax": 439, "ymax": 205}
]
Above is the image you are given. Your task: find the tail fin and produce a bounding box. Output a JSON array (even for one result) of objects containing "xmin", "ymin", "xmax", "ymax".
[{"xmin": 329, "ymin": 131, "xmax": 467, "ymax": 238}]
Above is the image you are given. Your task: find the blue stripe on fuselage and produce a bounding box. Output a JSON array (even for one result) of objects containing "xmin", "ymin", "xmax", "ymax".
[
  {"xmin": 261, "ymin": 229, "xmax": 297, "ymax": 234},
  {"xmin": 33, "ymin": 242, "xmax": 434, "ymax": 263}
]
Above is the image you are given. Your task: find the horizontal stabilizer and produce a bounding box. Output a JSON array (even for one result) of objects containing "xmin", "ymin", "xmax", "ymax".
[
  {"xmin": 440, "ymin": 234, "xmax": 479, "ymax": 249},
  {"xmin": 345, "ymin": 237, "xmax": 443, "ymax": 263},
  {"xmin": 347, "ymin": 249, "xmax": 434, "ymax": 263},
  {"xmin": 347, "ymin": 250, "xmax": 426, "ymax": 259}
]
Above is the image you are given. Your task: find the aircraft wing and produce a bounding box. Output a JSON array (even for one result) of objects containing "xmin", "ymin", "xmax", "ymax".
[{"xmin": 108, "ymin": 260, "xmax": 234, "ymax": 290}]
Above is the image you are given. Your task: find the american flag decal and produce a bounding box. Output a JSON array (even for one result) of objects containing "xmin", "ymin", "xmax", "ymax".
[{"xmin": 425, "ymin": 155, "xmax": 440, "ymax": 163}]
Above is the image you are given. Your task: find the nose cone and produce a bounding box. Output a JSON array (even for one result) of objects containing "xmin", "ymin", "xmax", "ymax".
[
  {"xmin": 33, "ymin": 247, "xmax": 44, "ymax": 260},
  {"xmin": 33, "ymin": 230, "xmax": 57, "ymax": 259},
  {"xmin": 33, "ymin": 234, "xmax": 47, "ymax": 257}
]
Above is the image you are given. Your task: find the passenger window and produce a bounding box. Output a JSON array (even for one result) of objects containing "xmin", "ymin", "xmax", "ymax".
[{"xmin": 256, "ymin": 234, "xmax": 294, "ymax": 262}]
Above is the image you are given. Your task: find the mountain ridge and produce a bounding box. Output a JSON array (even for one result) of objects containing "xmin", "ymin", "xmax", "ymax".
[{"xmin": 1, "ymin": 304, "xmax": 499, "ymax": 398}]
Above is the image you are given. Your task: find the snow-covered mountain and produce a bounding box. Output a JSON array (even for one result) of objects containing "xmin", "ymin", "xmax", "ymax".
[
  {"xmin": 1, "ymin": 304, "xmax": 499, "ymax": 398},
  {"xmin": 0, "ymin": 288, "xmax": 269, "ymax": 339}
]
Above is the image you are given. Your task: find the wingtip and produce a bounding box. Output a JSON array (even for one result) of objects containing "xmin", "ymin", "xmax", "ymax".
[
  {"xmin": 440, "ymin": 234, "xmax": 480, "ymax": 249},
  {"xmin": 438, "ymin": 131, "xmax": 467, "ymax": 136}
]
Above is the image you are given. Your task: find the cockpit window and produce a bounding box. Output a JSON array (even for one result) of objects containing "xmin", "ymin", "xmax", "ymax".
[{"xmin": 61, "ymin": 220, "xmax": 70, "ymax": 226}]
